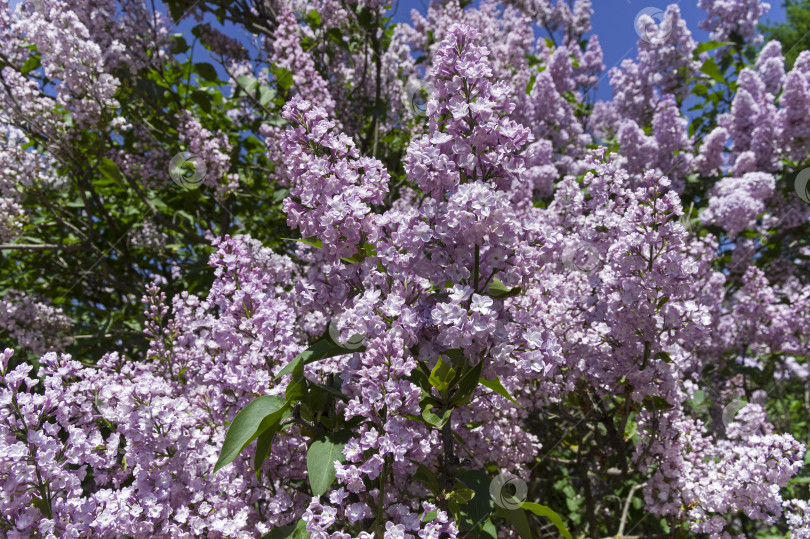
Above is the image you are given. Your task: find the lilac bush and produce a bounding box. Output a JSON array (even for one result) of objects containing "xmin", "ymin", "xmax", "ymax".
[{"xmin": 1, "ymin": 0, "xmax": 809, "ymax": 537}]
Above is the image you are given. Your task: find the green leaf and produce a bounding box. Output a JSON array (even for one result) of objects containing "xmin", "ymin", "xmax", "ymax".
[
  {"xmin": 480, "ymin": 377, "xmax": 521, "ymax": 407},
  {"xmin": 360, "ymin": 243, "xmax": 377, "ymax": 257},
  {"xmin": 169, "ymin": 34, "xmax": 189, "ymax": 54},
  {"xmin": 307, "ymin": 430, "xmax": 351, "ymax": 496},
  {"xmin": 692, "ymin": 83, "xmax": 709, "ymax": 97},
  {"xmin": 190, "ymin": 90, "xmax": 212, "ymax": 113},
  {"xmin": 481, "ymin": 519, "xmax": 498, "ymax": 539},
  {"xmin": 521, "ymin": 502, "xmax": 572, "ymax": 539},
  {"xmin": 641, "ymin": 395, "xmax": 673, "ymax": 412},
  {"xmin": 98, "ymin": 158, "xmax": 125, "ymax": 186},
  {"xmin": 276, "ymin": 339, "xmax": 361, "ymax": 379},
  {"xmin": 415, "ymin": 464, "xmax": 441, "ymax": 495},
  {"xmin": 687, "ymin": 390, "xmax": 706, "ymax": 412},
  {"xmin": 325, "ymin": 27, "xmax": 345, "ymax": 47},
  {"xmin": 694, "ymin": 41, "xmax": 735, "ymax": 55},
  {"xmin": 150, "ymin": 196, "xmax": 168, "ymax": 212},
  {"xmin": 487, "ymin": 278, "xmax": 522, "ymax": 299},
  {"xmin": 624, "ymin": 417, "xmax": 638, "ymax": 441},
  {"xmin": 167, "ymin": 0, "xmax": 186, "ymax": 21},
  {"xmin": 409, "ymin": 368, "xmax": 431, "ymax": 392},
  {"xmin": 654, "ymin": 351, "xmax": 673, "ymax": 363},
  {"xmin": 429, "ymin": 357, "xmax": 456, "ymax": 392},
  {"xmin": 285, "ymin": 363, "xmax": 306, "ymax": 402},
  {"xmin": 495, "ymin": 506, "xmax": 533, "ymax": 539},
  {"xmin": 789, "ymin": 476, "xmax": 810, "ymax": 484},
  {"xmin": 215, "ymin": 395, "xmax": 288, "ymax": 472},
  {"xmin": 282, "ymin": 237, "xmax": 323, "ymax": 249},
  {"xmin": 700, "ymin": 57, "xmax": 725, "ymax": 85},
  {"xmin": 305, "ymin": 10, "xmax": 322, "ymax": 27},
  {"xmin": 448, "ymin": 487, "xmax": 475, "ymax": 504},
  {"xmin": 453, "ymin": 360, "xmax": 484, "ymax": 407},
  {"xmin": 21, "ymin": 55, "xmax": 41, "ymax": 74},
  {"xmin": 525, "ymin": 53, "xmax": 542, "ymax": 67},
  {"xmin": 237, "ymin": 75, "xmax": 259, "ymax": 94},
  {"xmin": 195, "ymin": 62, "xmax": 219, "ymax": 82},
  {"xmin": 356, "ymin": 6, "xmax": 375, "ymax": 28},
  {"xmin": 421, "ymin": 510, "xmax": 438, "ymax": 523},
  {"xmin": 261, "ymin": 525, "xmax": 296, "ymax": 539},
  {"xmin": 135, "ymin": 77, "xmax": 165, "ymax": 102},
  {"xmin": 421, "ymin": 405, "xmax": 452, "ymax": 428},
  {"xmin": 259, "ymin": 85, "xmax": 276, "ymax": 107},
  {"xmin": 525, "ymin": 72, "xmax": 537, "ymax": 94},
  {"xmin": 261, "ymin": 519, "xmax": 310, "ymax": 539},
  {"xmin": 30, "ymin": 495, "xmax": 51, "ymax": 517},
  {"xmin": 175, "ymin": 209, "xmax": 196, "ymax": 224},
  {"xmin": 254, "ymin": 418, "xmax": 285, "ymax": 478},
  {"xmin": 303, "ymin": 384, "xmax": 329, "ymax": 417},
  {"xmin": 273, "ymin": 66, "xmax": 295, "ymax": 90},
  {"xmin": 455, "ymin": 469, "xmax": 495, "ymax": 530}
]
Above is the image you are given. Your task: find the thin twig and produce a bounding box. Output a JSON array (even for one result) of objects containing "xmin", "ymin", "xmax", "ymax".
[
  {"xmin": 0, "ymin": 244, "xmax": 87, "ymax": 251},
  {"xmin": 617, "ymin": 482, "xmax": 647, "ymax": 537}
]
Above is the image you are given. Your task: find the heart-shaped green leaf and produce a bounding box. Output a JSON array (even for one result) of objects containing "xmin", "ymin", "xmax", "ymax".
[
  {"xmin": 480, "ymin": 376, "xmax": 522, "ymax": 407},
  {"xmin": 521, "ymin": 502, "xmax": 572, "ymax": 539},
  {"xmin": 307, "ymin": 430, "xmax": 351, "ymax": 496},
  {"xmin": 429, "ymin": 357, "xmax": 455, "ymax": 392},
  {"xmin": 215, "ymin": 395, "xmax": 288, "ymax": 472}
]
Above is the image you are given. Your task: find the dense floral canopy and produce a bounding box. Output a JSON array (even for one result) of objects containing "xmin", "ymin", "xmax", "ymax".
[{"xmin": 0, "ymin": 0, "xmax": 809, "ymax": 537}]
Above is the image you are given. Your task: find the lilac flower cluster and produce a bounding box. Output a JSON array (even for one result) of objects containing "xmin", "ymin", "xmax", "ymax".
[
  {"xmin": 639, "ymin": 410, "xmax": 804, "ymax": 534},
  {"xmin": 1, "ymin": 0, "xmax": 809, "ymax": 536},
  {"xmin": 785, "ymin": 500, "xmax": 810, "ymax": 539},
  {"xmin": 0, "ymin": 291, "xmax": 71, "ymax": 356},
  {"xmin": 281, "ymin": 99, "xmax": 389, "ymax": 261},
  {"xmin": 276, "ymin": 19, "xmax": 806, "ymax": 536},
  {"xmin": 197, "ymin": 23, "xmax": 248, "ymax": 61},
  {"xmin": 271, "ymin": 25, "xmax": 561, "ymax": 535},
  {"xmin": 0, "ymin": 235, "xmax": 309, "ymax": 537},
  {"xmin": 698, "ymin": 0, "xmax": 771, "ymax": 43},
  {"xmin": 608, "ymin": 5, "xmax": 699, "ymax": 126},
  {"xmin": 177, "ymin": 111, "xmax": 236, "ymax": 195},
  {"xmin": 700, "ymin": 172, "xmax": 776, "ymax": 237},
  {"xmin": 779, "ymin": 51, "xmax": 810, "ymax": 162},
  {"xmin": 0, "ymin": 125, "xmax": 33, "ymax": 242},
  {"xmin": 270, "ymin": 10, "xmax": 336, "ymax": 116},
  {"xmin": 402, "ymin": 0, "xmax": 602, "ymax": 185}
]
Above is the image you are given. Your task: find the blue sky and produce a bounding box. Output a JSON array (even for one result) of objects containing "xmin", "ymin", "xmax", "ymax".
[
  {"xmin": 587, "ymin": 0, "xmax": 785, "ymax": 99},
  {"xmin": 389, "ymin": 0, "xmax": 788, "ymax": 100},
  {"xmin": 10, "ymin": 0, "xmax": 788, "ymax": 101}
]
